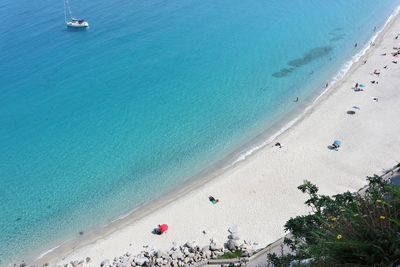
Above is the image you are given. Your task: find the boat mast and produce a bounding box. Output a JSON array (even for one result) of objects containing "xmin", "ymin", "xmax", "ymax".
[
  {"xmin": 64, "ymin": 0, "xmax": 67, "ymax": 23},
  {"xmin": 64, "ymin": 0, "xmax": 73, "ymax": 21}
]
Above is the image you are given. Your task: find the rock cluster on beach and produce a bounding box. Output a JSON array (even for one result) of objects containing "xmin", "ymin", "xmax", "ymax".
[{"xmin": 55, "ymin": 227, "xmax": 256, "ymax": 267}]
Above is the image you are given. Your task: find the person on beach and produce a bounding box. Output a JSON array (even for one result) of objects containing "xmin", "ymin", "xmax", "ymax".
[
  {"xmin": 374, "ymin": 69, "xmax": 380, "ymax": 76},
  {"xmin": 384, "ymin": 65, "xmax": 388, "ymax": 69},
  {"xmin": 274, "ymin": 142, "xmax": 282, "ymax": 148},
  {"xmin": 355, "ymin": 82, "xmax": 359, "ymax": 89},
  {"xmin": 325, "ymin": 83, "xmax": 329, "ymax": 88},
  {"xmin": 294, "ymin": 97, "xmax": 299, "ymax": 102},
  {"xmin": 208, "ymin": 196, "xmax": 219, "ymax": 204},
  {"xmin": 354, "ymin": 43, "xmax": 358, "ymax": 47}
]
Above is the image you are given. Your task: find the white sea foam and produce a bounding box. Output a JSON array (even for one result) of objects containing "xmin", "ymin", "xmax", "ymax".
[
  {"xmin": 111, "ymin": 208, "xmax": 138, "ymax": 223},
  {"xmin": 229, "ymin": 5, "xmax": 400, "ymax": 167},
  {"xmin": 36, "ymin": 244, "xmax": 62, "ymax": 260}
]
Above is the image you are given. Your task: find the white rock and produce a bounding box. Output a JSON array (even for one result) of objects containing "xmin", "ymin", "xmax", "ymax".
[
  {"xmin": 227, "ymin": 239, "xmax": 236, "ymax": 251},
  {"xmin": 204, "ymin": 250, "xmax": 212, "ymax": 258},
  {"xmin": 182, "ymin": 247, "xmax": 190, "ymax": 256},
  {"xmin": 201, "ymin": 246, "xmax": 209, "ymax": 252},
  {"xmin": 209, "ymin": 242, "xmax": 223, "ymax": 251},
  {"xmin": 134, "ymin": 257, "xmax": 148, "ymax": 266},
  {"xmin": 170, "ymin": 252, "xmax": 179, "ymax": 260},
  {"xmin": 228, "ymin": 233, "xmax": 240, "ymax": 240},
  {"xmin": 240, "ymin": 243, "xmax": 252, "ymax": 251},
  {"xmin": 214, "ymin": 251, "xmax": 224, "ymax": 257},
  {"xmin": 177, "ymin": 252, "xmax": 184, "ymax": 260},
  {"xmin": 184, "ymin": 241, "xmax": 196, "ymax": 249},
  {"xmin": 119, "ymin": 258, "xmax": 130, "ymax": 267},
  {"xmin": 155, "ymin": 250, "xmax": 162, "ymax": 258},
  {"xmin": 236, "ymin": 239, "xmax": 244, "ymax": 246},
  {"xmin": 70, "ymin": 260, "xmax": 83, "ymax": 267},
  {"xmin": 156, "ymin": 258, "xmax": 163, "ymax": 265},
  {"xmin": 100, "ymin": 260, "xmax": 110, "ymax": 267},
  {"xmin": 228, "ymin": 225, "xmax": 238, "ymax": 234}
]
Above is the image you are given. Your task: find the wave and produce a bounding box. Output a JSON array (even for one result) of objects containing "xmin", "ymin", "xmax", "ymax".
[{"xmin": 36, "ymin": 244, "xmax": 62, "ymax": 260}]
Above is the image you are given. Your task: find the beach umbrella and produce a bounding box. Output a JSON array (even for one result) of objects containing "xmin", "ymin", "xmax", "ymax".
[
  {"xmin": 159, "ymin": 224, "xmax": 168, "ymax": 233},
  {"xmin": 333, "ymin": 140, "xmax": 341, "ymax": 146},
  {"xmin": 359, "ymin": 84, "xmax": 366, "ymax": 88}
]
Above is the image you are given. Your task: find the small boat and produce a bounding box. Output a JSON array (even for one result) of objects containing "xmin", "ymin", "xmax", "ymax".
[
  {"xmin": 66, "ymin": 19, "xmax": 89, "ymax": 28},
  {"xmin": 64, "ymin": 0, "xmax": 89, "ymax": 28}
]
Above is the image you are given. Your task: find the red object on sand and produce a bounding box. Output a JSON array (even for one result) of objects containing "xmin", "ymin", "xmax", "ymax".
[{"xmin": 159, "ymin": 224, "xmax": 168, "ymax": 233}]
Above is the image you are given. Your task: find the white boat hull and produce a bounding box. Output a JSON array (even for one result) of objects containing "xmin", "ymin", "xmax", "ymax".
[{"xmin": 66, "ymin": 21, "xmax": 89, "ymax": 28}]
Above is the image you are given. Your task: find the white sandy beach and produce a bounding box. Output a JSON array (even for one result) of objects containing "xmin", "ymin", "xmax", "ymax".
[{"xmin": 38, "ymin": 9, "xmax": 400, "ymax": 267}]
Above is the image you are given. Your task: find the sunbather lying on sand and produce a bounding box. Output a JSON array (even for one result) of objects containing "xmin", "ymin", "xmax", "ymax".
[{"xmin": 208, "ymin": 196, "xmax": 219, "ymax": 204}]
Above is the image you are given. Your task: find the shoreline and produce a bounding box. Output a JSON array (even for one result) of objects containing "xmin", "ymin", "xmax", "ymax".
[{"xmin": 27, "ymin": 6, "xmax": 400, "ymax": 267}]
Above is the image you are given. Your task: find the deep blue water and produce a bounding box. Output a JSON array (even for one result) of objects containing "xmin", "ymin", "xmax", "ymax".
[{"xmin": 0, "ymin": 0, "xmax": 399, "ymax": 264}]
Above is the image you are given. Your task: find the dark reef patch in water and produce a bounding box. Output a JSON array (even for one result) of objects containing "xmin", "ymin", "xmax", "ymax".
[
  {"xmin": 328, "ymin": 27, "xmax": 346, "ymax": 42},
  {"xmin": 272, "ymin": 67, "xmax": 294, "ymax": 78},
  {"xmin": 272, "ymin": 46, "xmax": 333, "ymax": 78},
  {"xmin": 288, "ymin": 46, "xmax": 333, "ymax": 68},
  {"xmin": 330, "ymin": 34, "xmax": 345, "ymax": 42},
  {"xmin": 332, "ymin": 27, "xmax": 343, "ymax": 32}
]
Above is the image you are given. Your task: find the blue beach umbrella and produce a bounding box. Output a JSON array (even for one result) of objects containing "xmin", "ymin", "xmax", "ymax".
[
  {"xmin": 333, "ymin": 140, "xmax": 342, "ymax": 146},
  {"xmin": 359, "ymin": 84, "xmax": 366, "ymax": 88}
]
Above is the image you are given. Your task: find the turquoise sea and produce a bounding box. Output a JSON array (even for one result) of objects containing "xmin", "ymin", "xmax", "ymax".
[{"xmin": 1, "ymin": 0, "xmax": 399, "ymax": 264}]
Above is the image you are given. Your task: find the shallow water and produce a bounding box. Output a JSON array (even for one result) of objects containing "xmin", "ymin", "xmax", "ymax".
[{"xmin": 0, "ymin": 0, "xmax": 399, "ymax": 264}]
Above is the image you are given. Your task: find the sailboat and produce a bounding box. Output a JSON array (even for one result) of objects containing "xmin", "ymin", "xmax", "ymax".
[{"xmin": 64, "ymin": 0, "xmax": 89, "ymax": 28}]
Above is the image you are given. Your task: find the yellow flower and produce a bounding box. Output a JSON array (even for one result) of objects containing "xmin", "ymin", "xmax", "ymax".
[
  {"xmin": 336, "ymin": 234, "xmax": 343, "ymax": 240},
  {"xmin": 376, "ymin": 199, "xmax": 383, "ymax": 203},
  {"xmin": 379, "ymin": 215, "xmax": 385, "ymax": 220},
  {"xmin": 329, "ymin": 216, "xmax": 337, "ymax": 222}
]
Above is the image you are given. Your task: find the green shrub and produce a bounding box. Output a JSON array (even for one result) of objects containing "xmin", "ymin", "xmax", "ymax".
[
  {"xmin": 270, "ymin": 175, "xmax": 400, "ymax": 266},
  {"xmin": 217, "ymin": 249, "xmax": 243, "ymax": 259}
]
